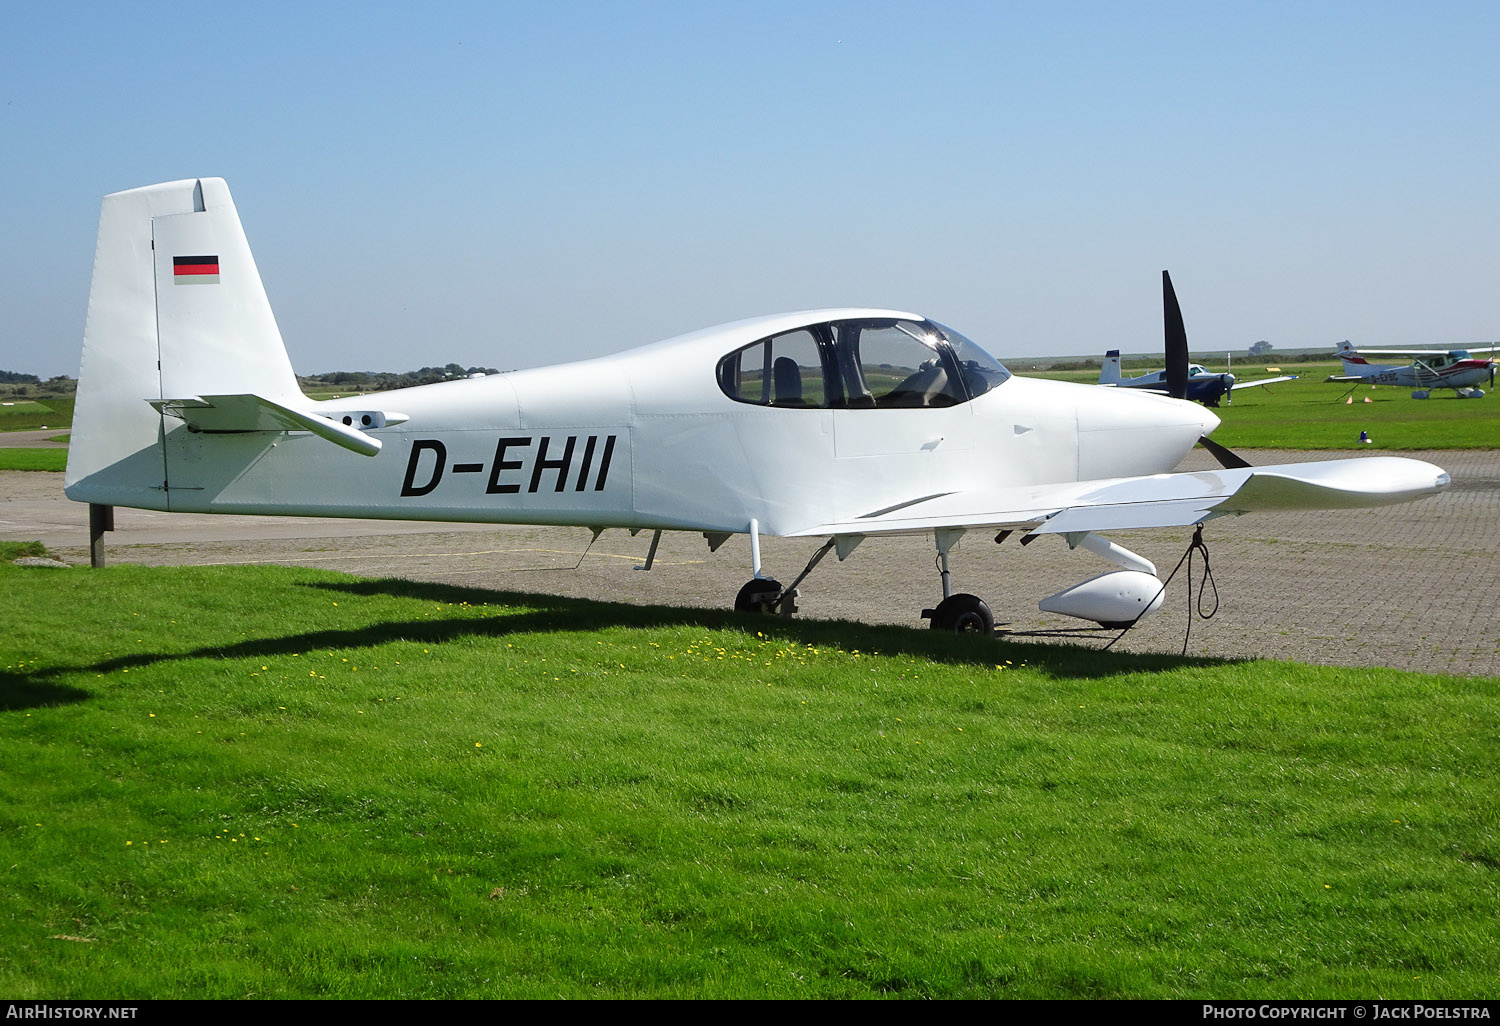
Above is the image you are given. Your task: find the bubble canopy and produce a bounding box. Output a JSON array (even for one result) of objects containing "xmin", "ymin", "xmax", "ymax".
[{"xmin": 716, "ymin": 317, "xmax": 1012, "ymax": 410}]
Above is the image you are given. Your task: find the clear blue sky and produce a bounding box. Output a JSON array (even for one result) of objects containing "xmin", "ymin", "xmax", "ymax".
[{"xmin": 2, "ymin": 1, "xmax": 1496, "ymax": 377}]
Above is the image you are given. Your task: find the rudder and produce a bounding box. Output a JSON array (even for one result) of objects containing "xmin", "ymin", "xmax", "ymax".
[{"xmin": 1098, "ymin": 350, "xmax": 1123, "ymax": 385}]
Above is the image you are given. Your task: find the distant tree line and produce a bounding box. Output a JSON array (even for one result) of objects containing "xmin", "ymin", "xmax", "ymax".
[
  {"xmin": 1, "ymin": 361, "xmax": 504, "ymax": 399},
  {"xmin": 0, "ymin": 373, "xmax": 77, "ymax": 398},
  {"xmin": 298, "ymin": 363, "xmax": 501, "ymax": 392}
]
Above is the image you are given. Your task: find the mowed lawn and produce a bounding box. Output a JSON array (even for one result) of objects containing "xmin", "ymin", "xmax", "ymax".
[
  {"xmin": 2, "ymin": 557, "xmax": 1497, "ymax": 998},
  {"xmin": 0, "ymin": 397, "xmax": 73, "ymax": 432},
  {"xmin": 1, "ymin": 397, "xmax": 71, "ymax": 471}
]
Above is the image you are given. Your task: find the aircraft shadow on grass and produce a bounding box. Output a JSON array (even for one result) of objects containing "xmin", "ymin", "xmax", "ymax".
[
  {"xmin": 0, "ymin": 677, "xmax": 92, "ymax": 713},
  {"xmin": 0, "ymin": 575, "xmax": 1251, "ymax": 711}
]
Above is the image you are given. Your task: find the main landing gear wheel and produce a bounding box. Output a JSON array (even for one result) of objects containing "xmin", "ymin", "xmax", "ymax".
[
  {"xmin": 734, "ymin": 578, "xmax": 783, "ymax": 614},
  {"xmin": 923, "ymin": 593, "xmax": 995, "ymax": 635}
]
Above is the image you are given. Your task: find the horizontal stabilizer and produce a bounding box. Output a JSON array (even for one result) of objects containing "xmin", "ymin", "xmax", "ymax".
[{"xmin": 151, "ymin": 394, "xmax": 385, "ymax": 456}]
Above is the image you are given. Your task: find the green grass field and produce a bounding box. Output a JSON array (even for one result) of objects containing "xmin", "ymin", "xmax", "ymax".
[
  {"xmin": 0, "ymin": 398, "xmax": 73, "ymax": 432},
  {"xmin": 0, "ymin": 396, "xmax": 72, "ymax": 470},
  {"xmin": 2, "ymin": 558, "xmax": 1496, "ymax": 998},
  {"xmin": 0, "ymin": 448, "xmax": 67, "ymax": 472}
]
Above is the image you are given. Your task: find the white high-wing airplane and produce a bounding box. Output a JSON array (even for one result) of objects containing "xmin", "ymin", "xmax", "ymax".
[
  {"xmin": 1327, "ymin": 341, "xmax": 1499, "ymax": 398},
  {"xmin": 64, "ymin": 179, "xmax": 1450, "ymax": 633},
  {"xmin": 1098, "ymin": 352, "xmax": 1296, "ymax": 406}
]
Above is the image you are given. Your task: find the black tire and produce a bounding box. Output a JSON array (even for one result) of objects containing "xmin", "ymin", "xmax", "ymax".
[
  {"xmin": 734, "ymin": 578, "xmax": 783, "ymax": 614},
  {"xmin": 928, "ymin": 593, "xmax": 994, "ymax": 635}
]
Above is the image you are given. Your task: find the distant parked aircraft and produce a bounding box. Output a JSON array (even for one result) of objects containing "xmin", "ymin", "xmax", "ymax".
[
  {"xmin": 1326, "ymin": 341, "xmax": 1498, "ymax": 398},
  {"xmin": 1099, "ymin": 352, "xmax": 1295, "ymax": 407}
]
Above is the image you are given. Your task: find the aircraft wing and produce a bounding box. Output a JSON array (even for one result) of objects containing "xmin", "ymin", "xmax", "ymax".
[
  {"xmin": 1345, "ymin": 347, "xmax": 1490, "ymax": 357},
  {"xmin": 785, "ymin": 457, "xmax": 1448, "ymax": 539},
  {"xmin": 1099, "ymin": 382, "xmax": 1170, "ymax": 395},
  {"xmin": 1228, "ymin": 374, "xmax": 1297, "ymax": 390}
]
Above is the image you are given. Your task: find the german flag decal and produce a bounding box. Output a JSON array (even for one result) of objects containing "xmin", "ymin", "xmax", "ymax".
[{"xmin": 173, "ymin": 255, "xmax": 220, "ymax": 284}]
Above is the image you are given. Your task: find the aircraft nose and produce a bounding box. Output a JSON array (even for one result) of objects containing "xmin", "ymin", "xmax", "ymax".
[
  {"xmin": 1079, "ymin": 389, "xmax": 1216, "ymax": 478},
  {"xmin": 1196, "ymin": 403, "xmax": 1221, "ymax": 437}
]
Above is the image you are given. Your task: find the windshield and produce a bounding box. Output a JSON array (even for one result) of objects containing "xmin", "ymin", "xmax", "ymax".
[{"xmin": 928, "ymin": 321, "xmax": 1012, "ymax": 399}]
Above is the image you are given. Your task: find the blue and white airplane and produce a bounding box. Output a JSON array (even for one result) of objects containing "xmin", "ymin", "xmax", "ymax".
[{"xmin": 1099, "ymin": 352, "xmax": 1295, "ymax": 407}]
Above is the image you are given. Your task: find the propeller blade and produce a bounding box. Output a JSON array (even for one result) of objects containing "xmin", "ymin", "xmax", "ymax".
[
  {"xmin": 1198, "ymin": 434, "xmax": 1252, "ymax": 470},
  {"xmin": 1163, "ymin": 270, "xmax": 1189, "ymax": 400},
  {"xmin": 1490, "ymin": 363, "xmax": 1495, "ymax": 390}
]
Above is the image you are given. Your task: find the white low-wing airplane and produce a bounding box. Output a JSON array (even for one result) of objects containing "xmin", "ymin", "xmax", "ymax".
[
  {"xmin": 1327, "ymin": 341, "xmax": 1499, "ymax": 398},
  {"xmin": 64, "ymin": 179, "xmax": 1450, "ymax": 633}
]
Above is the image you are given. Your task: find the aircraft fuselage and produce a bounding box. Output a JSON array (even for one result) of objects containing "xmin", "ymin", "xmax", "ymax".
[{"xmin": 140, "ymin": 317, "xmax": 1216, "ymax": 538}]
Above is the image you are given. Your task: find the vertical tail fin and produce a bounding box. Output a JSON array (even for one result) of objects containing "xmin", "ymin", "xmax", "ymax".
[
  {"xmin": 1334, "ymin": 340, "xmax": 1367, "ymax": 370},
  {"xmin": 1098, "ymin": 349, "xmax": 1123, "ymax": 385},
  {"xmin": 65, "ymin": 178, "xmax": 304, "ymax": 507}
]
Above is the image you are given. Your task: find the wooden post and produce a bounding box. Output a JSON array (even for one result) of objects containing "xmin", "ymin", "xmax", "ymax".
[{"xmin": 89, "ymin": 503, "xmax": 114, "ymax": 568}]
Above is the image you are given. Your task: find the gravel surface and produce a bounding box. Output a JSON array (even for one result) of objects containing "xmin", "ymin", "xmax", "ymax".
[{"xmin": 4, "ymin": 450, "xmax": 1495, "ymax": 676}]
